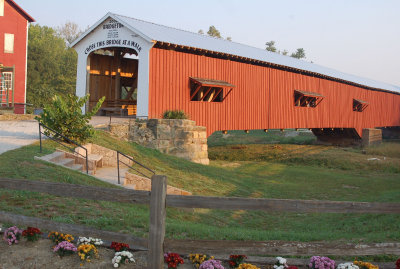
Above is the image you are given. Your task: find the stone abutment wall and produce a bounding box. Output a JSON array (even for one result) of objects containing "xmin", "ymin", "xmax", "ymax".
[{"xmin": 109, "ymin": 119, "xmax": 209, "ymax": 165}]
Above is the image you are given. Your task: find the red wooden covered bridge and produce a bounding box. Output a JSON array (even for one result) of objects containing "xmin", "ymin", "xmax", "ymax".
[{"xmin": 71, "ymin": 13, "xmax": 400, "ymax": 141}]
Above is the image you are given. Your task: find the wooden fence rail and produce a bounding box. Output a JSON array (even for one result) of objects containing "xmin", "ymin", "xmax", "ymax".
[
  {"xmin": 1, "ymin": 178, "xmax": 400, "ymax": 214},
  {"xmin": 1, "ymin": 177, "xmax": 400, "ymax": 268}
]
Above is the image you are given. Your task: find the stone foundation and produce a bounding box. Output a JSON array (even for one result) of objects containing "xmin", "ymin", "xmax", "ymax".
[
  {"xmin": 362, "ymin": 128, "xmax": 382, "ymax": 146},
  {"xmin": 109, "ymin": 119, "xmax": 209, "ymax": 165}
]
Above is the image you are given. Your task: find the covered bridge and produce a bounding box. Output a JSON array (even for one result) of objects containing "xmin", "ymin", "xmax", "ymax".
[{"xmin": 71, "ymin": 13, "xmax": 400, "ymax": 140}]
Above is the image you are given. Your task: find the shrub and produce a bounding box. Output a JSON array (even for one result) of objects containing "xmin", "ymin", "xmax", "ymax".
[
  {"xmin": 35, "ymin": 94, "xmax": 104, "ymax": 143},
  {"xmin": 162, "ymin": 110, "xmax": 188, "ymax": 119}
]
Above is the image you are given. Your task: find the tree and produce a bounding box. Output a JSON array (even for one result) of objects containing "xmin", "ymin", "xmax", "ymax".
[
  {"xmin": 56, "ymin": 21, "xmax": 84, "ymax": 45},
  {"xmin": 290, "ymin": 48, "xmax": 306, "ymax": 59},
  {"xmin": 198, "ymin": 25, "xmax": 232, "ymax": 40},
  {"xmin": 36, "ymin": 94, "xmax": 105, "ymax": 143},
  {"xmin": 265, "ymin": 40, "xmax": 306, "ymax": 59},
  {"xmin": 26, "ymin": 24, "xmax": 78, "ymax": 110},
  {"xmin": 265, "ymin": 40, "xmax": 277, "ymax": 52},
  {"xmin": 207, "ymin": 25, "xmax": 222, "ymax": 38}
]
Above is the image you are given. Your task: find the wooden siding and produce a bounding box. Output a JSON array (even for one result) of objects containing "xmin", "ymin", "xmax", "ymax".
[{"xmin": 148, "ymin": 48, "xmax": 400, "ymax": 136}]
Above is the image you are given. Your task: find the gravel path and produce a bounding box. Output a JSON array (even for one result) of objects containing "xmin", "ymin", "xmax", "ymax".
[
  {"xmin": 0, "ymin": 120, "xmax": 39, "ymax": 155},
  {"xmin": 0, "ymin": 117, "xmax": 127, "ymax": 155}
]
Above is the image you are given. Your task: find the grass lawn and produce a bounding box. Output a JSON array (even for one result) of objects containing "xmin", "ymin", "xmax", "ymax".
[{"xmin": 0, "ymin": 130, "xmax": 399, "ymax": 248}]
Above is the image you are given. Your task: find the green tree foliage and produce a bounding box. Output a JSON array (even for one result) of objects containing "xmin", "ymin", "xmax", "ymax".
[
  {"xmin": 26, "ymin": 24, "xmax": 78, "ymax": 111},
  {"xmin": 36, "ymin": 94, "xmax": 105, "ymax": 143},
  {"xmin": 290, "ymin": 48, "xmax": 306, "ymax": 59},
  {"xmin": 265, "ymin": 40, "xmax": 277, "ymax": 52},
  {"xmin": 198, "ymin": 25, "xmax": 232, "ymax": 41},
  {"xmin": 207, "ymin": 25, "xmax": 222, "ymax": 38},
  {"xmin": 265, "ymin": 40, "xmax": 306, "ymax": 59}
]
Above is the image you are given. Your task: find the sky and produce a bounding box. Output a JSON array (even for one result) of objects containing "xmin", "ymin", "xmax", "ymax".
[{"xmin": 16, "ymin": 0, "xmax": 400, "ymax": 86}]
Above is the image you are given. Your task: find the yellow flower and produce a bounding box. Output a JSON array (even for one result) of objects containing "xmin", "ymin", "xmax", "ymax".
[
  {"xmin": 77, "ymin": 244, "xmax": 98, "ymax": 262},
  {"xmin": 354, "ymin": 260, "xmax": 379, "ymax": 269},
  {"xmin": 237, "ymin": 264, "xmax": 261, "ymax": 269}
]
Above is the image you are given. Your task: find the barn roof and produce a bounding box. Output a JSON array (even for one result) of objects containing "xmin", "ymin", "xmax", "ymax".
[
  {"xmin": 6, "ymin": 0, "xmax": 35, "ymax": 22},
  {"xmin": 72, "ymin": 13, "xmax": 400, "ymax": 94}
]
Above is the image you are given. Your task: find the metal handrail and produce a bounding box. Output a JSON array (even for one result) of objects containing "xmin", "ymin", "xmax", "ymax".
[
  {"xmin": 38, "ymin": 122, "xmax": 89, "ymax": 174},
  {"xmin": 116, "ymin": 150, "xmax": 155, "ymax": 184}
]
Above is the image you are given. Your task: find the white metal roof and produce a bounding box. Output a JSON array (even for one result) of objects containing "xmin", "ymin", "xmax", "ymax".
[{"xmin": 73, "ymin": 13, "xmax": 400, "ymax": 94}]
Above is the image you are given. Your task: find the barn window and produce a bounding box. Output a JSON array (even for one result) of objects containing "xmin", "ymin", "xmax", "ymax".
[
  {"xmin": 2, "ymin": 72, "xmax": 13, "ymax": 90},
  {"xmin": 4, "ymin": 34, "xmax": 14, "ymax": 53},
  {"xmin": 190, "ymin": 77, "xmax": 235, "ymax": 102},
  {"xmin": 353, "ymin": 99, "xmax": 368, "ymax": 112},
  {"xmin": 294, "ymin": 90, "xmax": 324, "ymax": 108}
]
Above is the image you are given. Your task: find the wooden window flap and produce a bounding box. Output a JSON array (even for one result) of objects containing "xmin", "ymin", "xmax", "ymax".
[{"xmin": 190, "ymin": 77, "xmax": 235, "ymax": 102}]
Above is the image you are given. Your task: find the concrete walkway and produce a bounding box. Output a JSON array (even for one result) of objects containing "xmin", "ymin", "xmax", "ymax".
[
  {"xmin": 0, "ymin": 116, "xmax": 130, "ymax": 155},
  {"xmin": 0, "ymin": 120, "xmax": 39, "ymax": 155}
]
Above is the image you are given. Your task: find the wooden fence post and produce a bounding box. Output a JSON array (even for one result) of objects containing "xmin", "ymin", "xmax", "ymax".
[{"xmin": 148, "ymin": 175, "xmax": 167, "ymax": 269}]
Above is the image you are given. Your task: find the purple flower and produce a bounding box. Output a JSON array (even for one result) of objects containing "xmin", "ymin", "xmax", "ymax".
[
  {"xmin": 199, "ymin": 259, "xmax": 225, "ymax": 269},
  {"xmin": 3, "ymin": 226, "xmax": 22, "ymax": 245},
  {"xmin": 308, "ymin": 256, "xmax": 335, "ymax": 269},
  {"xmin": 54, "ymin": 241, "xmax": 77, "ymax": 256}
]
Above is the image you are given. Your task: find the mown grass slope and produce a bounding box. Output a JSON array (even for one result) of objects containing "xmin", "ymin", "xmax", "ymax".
[{"xmin": 0, "ymin": 130, "xmax": 399, "ymax": 245}]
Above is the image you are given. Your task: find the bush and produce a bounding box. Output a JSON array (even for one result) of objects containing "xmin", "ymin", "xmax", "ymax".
[
  {"xmin": 35, "ymin": 94, "xmax": 104, "ymax": 143},
  {"xmin": 162, "ymin": 110, "xmax": 188, "ymax": 119}
]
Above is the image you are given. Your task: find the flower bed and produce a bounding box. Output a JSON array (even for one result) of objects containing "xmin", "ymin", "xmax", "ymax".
[{"xmin": 0, "ymin": 224, "xmax": 397, "ymax": 268}]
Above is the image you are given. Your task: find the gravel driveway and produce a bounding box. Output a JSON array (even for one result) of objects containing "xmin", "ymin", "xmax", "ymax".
[
  {"xmin": 0, "ymin": 116, "xmax": 127, "ymax": 155},
  {"xmin": 0, "ymin": 120, "xmax": 39, "ymax": 155}
]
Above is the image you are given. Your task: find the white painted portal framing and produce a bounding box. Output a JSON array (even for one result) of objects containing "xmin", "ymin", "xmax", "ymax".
[{"xmin": 72, "ymin": 14, "xmax": 154, "ymax": 118}]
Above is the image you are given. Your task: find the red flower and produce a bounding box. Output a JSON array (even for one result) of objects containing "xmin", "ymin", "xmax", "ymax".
[
  {"xmin": 288, "ymin": 266, "xmax": 299, "ymax": 269},
  {"xmin": 110, "ymin": 242, "xmax": 129, "ymax": 252},
  {"xmin": 395, "ymin": 258, "xmax": 400, "ymax": 269},
  {"xmin": 229, "ymin": 254, "xmax": 247, "ymax": 268},
  {"xmin": 22, "ymin": 227, "xmax": 42, "ymax": 241},
  {"xmin": 164, "ymin": 252, "xmax": 184, "ymax": 269}
]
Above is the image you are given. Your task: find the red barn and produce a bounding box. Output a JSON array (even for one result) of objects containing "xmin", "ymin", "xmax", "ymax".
[
  {"xmin": 0, "ymin": 0, "xmax": 34, "ymax": 114},
  {"xmin": 72, "ymin": 13, "xmax": 400, "ymax": 141}
]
